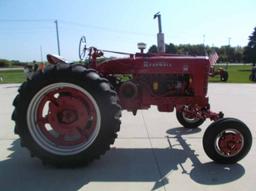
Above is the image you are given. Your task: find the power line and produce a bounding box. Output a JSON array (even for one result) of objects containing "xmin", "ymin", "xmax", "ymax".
[
  {"xmin": 60, "ymin": 20, "xmax": 154, "ymax": 37},
  {"xmin": 0, "ymin": 19, "xmax": 53, "ymax": 22},
  {"xmin": 0, "ymin": 19, "xmax": 155, "ymax": 37},
  {"xmin": 0, "ymin": 28, "xmax": 55, "ymax": 32}
]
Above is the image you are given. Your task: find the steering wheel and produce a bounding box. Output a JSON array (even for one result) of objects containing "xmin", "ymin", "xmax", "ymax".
[{"xmin": 79, "ymin": 36, "xmax": 87, "ymax": 60}]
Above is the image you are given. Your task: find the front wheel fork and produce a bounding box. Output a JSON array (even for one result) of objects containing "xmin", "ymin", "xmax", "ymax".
[{"xmin": 179, "ymin": 104, "xmax": 224, "ymax": 122}]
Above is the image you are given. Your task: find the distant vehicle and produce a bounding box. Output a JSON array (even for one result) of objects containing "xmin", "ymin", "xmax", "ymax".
[
  {"xmin": 209, "ymin": 66, "xmax": 229, "ymax": 81},
  {"xmin": 23, "ymin": 64, "xmax": 33, "ymax": 80},
  {"xmin": 24, "ymin": 62, "xmax": 45, "ymax": 80},
  {"xmin": 249, "ymin": 64, "xmax": 256, "ymax": 82},
  {"xmin": 208, "ymin": 52, "xmax": 229, "ymax": 82}
]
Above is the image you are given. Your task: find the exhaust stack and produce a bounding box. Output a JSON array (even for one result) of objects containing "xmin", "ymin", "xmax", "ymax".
[{"xmin": 154, "ymin": 12, "xmax": 165, "ymax": 53}]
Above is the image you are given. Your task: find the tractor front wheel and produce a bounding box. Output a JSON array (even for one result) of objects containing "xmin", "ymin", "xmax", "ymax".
[
  {"xmin": 176, "ymin": 106, "xmax": 205, "ymax": 129},
  {"xmin": 203, "ymin": 118, "xmax": 252, "ymax": 164},
  {"xmin": 12, "ymin": 63, "xmax": 121, "ymax": 167}
]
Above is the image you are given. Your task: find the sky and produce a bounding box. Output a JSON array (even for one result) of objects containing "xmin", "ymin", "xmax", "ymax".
[{"xmin": 0, "ymin": 0, "xmax": 255, "ymax": 62}]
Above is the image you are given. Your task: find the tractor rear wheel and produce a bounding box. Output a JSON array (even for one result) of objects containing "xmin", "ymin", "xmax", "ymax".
[
  {"xmin": 12, "ymin": 63, "xmax": 121, "ymax": 167},
  {"xmin": 203, "ymin": 118, "xmax": 252, "ymax": 164}
]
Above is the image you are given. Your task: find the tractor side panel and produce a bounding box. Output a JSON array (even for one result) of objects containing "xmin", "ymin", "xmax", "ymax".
[
  {"xmin": 132, "ymin": 57, "xmax": 210, "ymax": 97},
  {"xmin": 98, "ymin": 56, "xmax": 210, "ymax": 111}
]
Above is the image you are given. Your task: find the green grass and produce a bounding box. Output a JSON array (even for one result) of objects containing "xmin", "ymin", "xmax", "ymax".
[
  {"xmin": 209, "ymin": 64, "xmax": 252, "ymax": 83},
  {"xmin": 0, "ymin": 70, "xmax": 26, "ymax": 84},
  {"xmin": 0, "ymin": 65, "xmax": 254, "ymax": 84}
]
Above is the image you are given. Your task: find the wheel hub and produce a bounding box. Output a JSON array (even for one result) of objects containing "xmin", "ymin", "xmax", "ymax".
[
  {"xmin": 57, "ymin": 109, "xmax": 78, "ymax": 124},
  {"xmin": 35, "ymin": 85, "xmax": 99, "ymax": 148},
  {"xmin": 218, "ymin": 132, "xmax": 243, "ymax": 156},
  {"xmin": 47, "ymin": 96, "xmax": 90, "ymax": 135}
]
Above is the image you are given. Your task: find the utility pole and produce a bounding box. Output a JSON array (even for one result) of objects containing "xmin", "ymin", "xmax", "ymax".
[
  {"xmin": 55, "ymin": 20, "xmax": 61, "ymax": 55},
  {"xmin": 226, "ymin": 37, "xmax": 231, "ymax": 69},
  {"xmin": 203, "ymin": 34, "xmax": 208, "ymax": 56},
  {"xmin": 40, "ymin": 46, "xmax": 43, "ymax": 63},
  {"xmin": 228, "ymin": 37, "xmax": 231, "ymax": 47}
]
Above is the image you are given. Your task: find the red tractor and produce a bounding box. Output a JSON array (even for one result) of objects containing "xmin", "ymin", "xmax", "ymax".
[
  {"xmin": 209, "ymin": 64, "xmax": 229, "ymax": 82},
  {"xmin": 208, "ymin": 52, "xmax": 229, "ymax": 82},
  {"xmin": 12, "ymin": 14, "xmax": 251, "ymax": 167}
]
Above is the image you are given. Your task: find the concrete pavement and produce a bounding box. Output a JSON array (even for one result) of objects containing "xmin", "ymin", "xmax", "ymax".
[{"xmin": 0, "ymin": 83, "xmax": 255, "ymax": 191}]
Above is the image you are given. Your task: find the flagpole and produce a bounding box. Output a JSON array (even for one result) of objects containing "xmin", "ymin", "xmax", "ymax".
[{"xmin": 203, "ymin": 34, "xmax": 208, "ymax": 56}]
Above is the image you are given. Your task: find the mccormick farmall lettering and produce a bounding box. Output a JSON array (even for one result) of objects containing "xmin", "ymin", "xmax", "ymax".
[{"xmin": 144, "ymin": 61, "xmax": 172, "ymax": 68}]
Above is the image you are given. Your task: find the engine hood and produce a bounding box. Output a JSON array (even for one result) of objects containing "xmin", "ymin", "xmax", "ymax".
[{"xmin": 96, "ymin": 55, "xmax": 210, "ymax": 75}]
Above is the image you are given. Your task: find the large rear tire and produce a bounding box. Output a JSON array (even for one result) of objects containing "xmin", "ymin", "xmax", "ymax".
[
  {"xmin": 203, "ymin": 118, "xmax": 252, "ymax": 164},
  {"xmin": 12, "ymin": 63, "xmax": 121, "ymax": 167}
]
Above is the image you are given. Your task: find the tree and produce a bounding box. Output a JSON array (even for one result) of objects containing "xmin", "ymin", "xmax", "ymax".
[
  {"xmin": 166, "ymin": 43, "xmax": 177, "ymax": 54},
  {"xmin": 234, "ymin": 46, "xmax": 244, "ymax": 63},
  {"xmin": 147, "ymin": 42, "xmax": 246, "ymax": 63},
  {"xmin": 148, "ymin": 45, "xmax": 158, "ymax": 53},
  {"xmin": 244, "ymin": 27, "xmax": 256, "ymax": 63},
  {"xmin": 0, "ymin": 59, "xmax": 11, "ymax": 68},
  {"xmin": 175, "ymin": 44, "xmax": 207, "ymax": 56}
]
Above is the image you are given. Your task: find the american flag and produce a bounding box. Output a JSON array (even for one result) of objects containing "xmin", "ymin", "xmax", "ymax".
[{"xmin": 209, "ymin": 51, "xmax": 219, "ymax": 65}]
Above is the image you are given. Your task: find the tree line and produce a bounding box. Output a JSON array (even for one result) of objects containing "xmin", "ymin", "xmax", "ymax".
[
  {"xmin": 0, "ymin": 59, "xmax": 26, "ymax": 68},
  {"xmin": 148, "ymin": 27, "xmax": 256, "ymax": 64},
  {"xmin": 148, "ymin": 44, "xmax": 245, "ymax": 63}
]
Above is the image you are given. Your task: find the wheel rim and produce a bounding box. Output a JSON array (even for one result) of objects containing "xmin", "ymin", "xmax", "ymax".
[
  {"xmin": 27, "ymin": 83, "xmax": 101, "ymax": 156},
  {"xmin": 182, "ymin": 112, "xmax": 200, "ymax": 124},
  {"xmin": 215, "ymin": 129, "xmax": 244, "ymax": 157}
]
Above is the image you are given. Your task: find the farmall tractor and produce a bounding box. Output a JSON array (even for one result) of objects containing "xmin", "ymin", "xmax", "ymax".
[
  {"xmin": 12, "ymin": 13, "xmax": 252, "ymax": 167},
  {"xmin": 208, "ymin": 60, "xmax": 229, "ymax": 82}
]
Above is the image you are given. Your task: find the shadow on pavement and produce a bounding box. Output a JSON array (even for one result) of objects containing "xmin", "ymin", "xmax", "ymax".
[
  {"xmin": 166, "ymin": 127, "xmax": 245, "ymax": 185},
  {"xmin": 0, "ymin": 127, "xmax": 245, "ymax": 191},
  {"xmin": 3, "ymin": 85, "xmax": 20, "ymax": 89}
]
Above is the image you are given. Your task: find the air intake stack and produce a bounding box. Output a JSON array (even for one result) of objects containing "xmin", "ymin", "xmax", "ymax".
[{"xmin": 154, "ymin": 12, "xmax": 165, "ymax": 53}]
